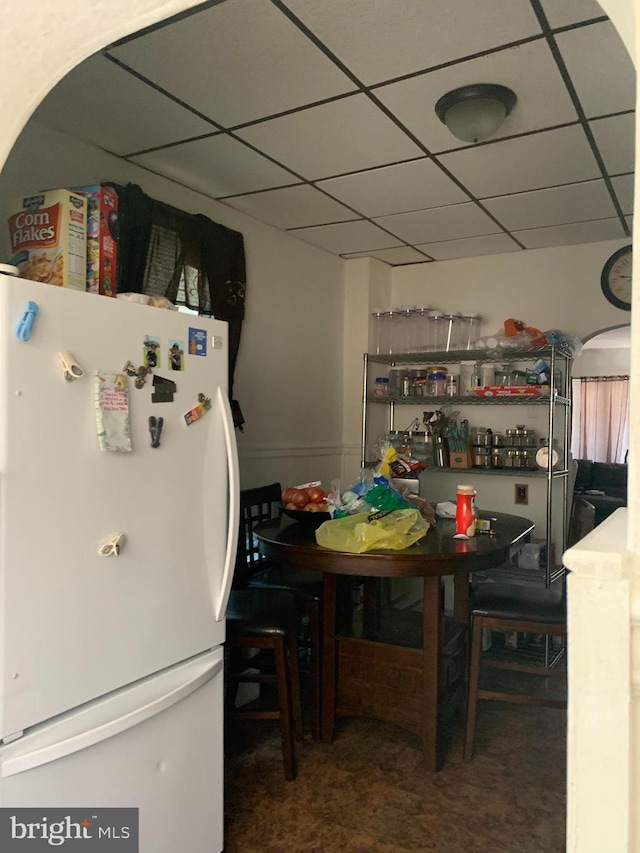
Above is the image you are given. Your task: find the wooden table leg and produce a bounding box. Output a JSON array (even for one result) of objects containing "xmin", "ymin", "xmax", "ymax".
[
  {"xmin": 321, "ymin": 573, "xmax": 337, "ymax": 743},
  {"xmin": 453, "ymin": 570, "xmax": 470, "ymax": 624},
  {"xmin": 422, "ymin": 575, "xmax": 442, "ymax": 771}
]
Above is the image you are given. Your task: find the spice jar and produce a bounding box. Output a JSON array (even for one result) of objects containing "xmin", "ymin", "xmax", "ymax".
[{"xmin": 445, "ymin": 374, "xmax": 458, "ymax": 396}]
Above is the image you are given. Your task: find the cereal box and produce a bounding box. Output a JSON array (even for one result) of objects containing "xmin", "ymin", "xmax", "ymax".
[
  {"xmin": 74, "ymin": 184, "xmax": 118, "ymax": 297},
  {"xmin": 7, "ymin": 189, "xmax": 87, "ymax": 290}
]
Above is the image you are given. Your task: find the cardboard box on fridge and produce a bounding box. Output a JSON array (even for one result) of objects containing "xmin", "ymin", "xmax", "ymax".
[
  {"xmin": 7, "ymin": 189, "xmax": 87, "ymax": 290},
  {"xmin": 74, "ymin": 184, "xmax": 119, "ymax": 297}
]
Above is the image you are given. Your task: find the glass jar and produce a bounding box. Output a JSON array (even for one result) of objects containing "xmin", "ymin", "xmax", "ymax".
[
  {"xmin": 413, "ymin": 306, "xmax": 433, "ymax": 351},
  {"xmin": 441, "ymin": 312, "xmax": 461, "ymax": 351},
  {"xmin": 428, "ymin": 310, "xmax": 447, "ymax": 352},
  {"xmin": 410, "ymin": 433, "xmax": 435, "ymax": 468},
  {"xmin": 389, "ymin": 367, "xmax": 408, "ymax": 398},
  {"xmin": 370, "ymin": 308, "xmax": 388, "ymax": 356},
  {"xmin": 396, "ymin": 306, "xmax": 415, "ymax": 354},
  {"xmin": 387, "ymin": 309, "xmax": 402, "ymax": 355},
  {"xmin": 458, "ymin": 313, "xmax": 483, "ymax": 350}
]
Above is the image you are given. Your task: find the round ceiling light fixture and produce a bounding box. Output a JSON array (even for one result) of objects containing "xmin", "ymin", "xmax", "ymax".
[{"xmin": 435, "ymin": 84, "xmax": 517, "ymax": 144}]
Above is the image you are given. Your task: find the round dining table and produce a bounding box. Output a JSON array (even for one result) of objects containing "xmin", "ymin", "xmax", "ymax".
[{"xmin": 254, "ymin": 510, "xmax": 534, "ymax": 771}]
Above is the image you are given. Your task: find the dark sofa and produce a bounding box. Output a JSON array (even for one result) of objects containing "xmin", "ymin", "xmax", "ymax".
[{"xmin": 573, "ymin": 459, "xmax": 627, "ymax": 525}]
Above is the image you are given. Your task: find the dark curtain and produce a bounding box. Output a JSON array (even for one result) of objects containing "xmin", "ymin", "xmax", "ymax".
[{"xmin": 111, "ymin": 183, "xmax": 246, "ymax": 429}]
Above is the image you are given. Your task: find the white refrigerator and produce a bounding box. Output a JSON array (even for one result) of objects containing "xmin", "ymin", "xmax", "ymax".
[{"xmin": 0, "ymin": 274, "xmax": 239, "ymax": 852}]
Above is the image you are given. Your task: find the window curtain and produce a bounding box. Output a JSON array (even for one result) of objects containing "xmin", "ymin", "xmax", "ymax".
[
  {"xmin": 571, "ymin": 376, "xmax": 630, "ymax": 463},
  {"xmin": 111, "ymin": 182, "xmax": 246, "ymax": 429}
]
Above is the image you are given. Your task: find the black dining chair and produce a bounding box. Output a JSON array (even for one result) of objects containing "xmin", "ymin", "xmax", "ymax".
[
  {"xmin": 225, "ymin": 588, "xmax": 303, "ymax": 780},
  {"xmin": 463, "ymin": 580, "xmax": 567, "ymax": 761},
  {"xmin": 241, "ymin": 482, "xmax": 324, "ymax": 741},
  {"xmin": 225, "ymin": 485, "xmax": 306, "ymax": 781}
]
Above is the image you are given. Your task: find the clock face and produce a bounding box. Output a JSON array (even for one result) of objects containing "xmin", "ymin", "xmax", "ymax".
[{"xmin": 601, "ymin": 245, "xmax": 632, "ymax": 311}]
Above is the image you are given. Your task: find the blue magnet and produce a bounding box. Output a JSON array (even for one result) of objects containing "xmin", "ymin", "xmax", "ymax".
[{"xmin": 16, "ymin": 301, "xmax": 39, "ymax": 342}]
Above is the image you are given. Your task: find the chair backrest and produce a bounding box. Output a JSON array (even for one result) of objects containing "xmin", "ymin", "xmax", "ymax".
[
  {"xmin": 567, "ymin": 495, "xmax": 596, "ymax": 548},
  {"xmin": 234, "ymin": 482, "xmax": 282, "ymax": 588}
]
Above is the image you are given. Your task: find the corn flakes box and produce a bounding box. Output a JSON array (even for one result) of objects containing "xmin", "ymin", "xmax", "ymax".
[
  {"xmin": 74, "ymin": 184, "xmax": 118, "ymax": 297},
  {"xmin": 7, "ymin": 189, "xmax": 87, "ymax": 290}
]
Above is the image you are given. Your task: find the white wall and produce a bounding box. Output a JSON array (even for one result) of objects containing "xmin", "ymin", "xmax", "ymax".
[
  {"xmin": 392, "ymin": 240, "xmax": 632, "ymax": 340},
  {"xmin": 573, "ymin": 347, "xmax": 632, "ymax": 376},
  {"xmin": 0, "ymin": 119, "xmax": 346, "ymax": 491}
]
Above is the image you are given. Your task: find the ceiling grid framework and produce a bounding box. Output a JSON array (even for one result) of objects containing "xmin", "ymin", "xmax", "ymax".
[{"xmin": 31, "ymin": 0, "xmax": 635, "ymax": 265}]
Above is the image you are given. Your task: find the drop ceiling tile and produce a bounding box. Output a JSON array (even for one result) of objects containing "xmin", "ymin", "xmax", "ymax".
[
  {"xmin": 31, "ymin": 55, "xmax": 217, "ymax": 156},
  {"xmin": 317, "ymin": 158, "xmax": 468, "ymax": 217},
  {"xmin": 611, "ymin": 174, "xmax": 634, "ymax": 214},
  {"xmin": 109, "ymin": 0, "xmax": 355, "ymax": 127},
  {"xmin": 555, "ymin": 22, "xmax": 635, "ymax": 118},
  {"xmin": 484, "ymin": 179, "xmax": 616, "ymax": 231},
  {"xmin": 514, "ymin": 217, "xmax": 625, "ymax": 249},
  {"xmin": 220, "ymin": 184, "xmax": 360, "ymax": 229},
  {"xmin": 343, "ymin": 247, "xmax": 430, "ymax": 265},
  {"xmin": 288, "ymin": 220, "xmax": 403, "ymax": 254},
  {"xmin": 285, "ymin": 0, "xmax": 541, "ymax": 86},
  {"xmin": 590, "ymin": 113, "xmax": 635, "ymax": 175},
  {"xmin": 375, "ymin": 202, "xmax": 501, "ymax": 244},
  {"xmin": 131, "ymin": 134, "xmax": 296, "ymax": 197},
  {"xmin": 376, "ymin": 40, "xmax": 577, "ymax": 154},
  {"xmin": 440, "ymin": 125, "xmax": 600, "ymax": 198},
  {"xmin": 414, "ymin": 232, "xmax": 521, "ymax": 260},
  {"xmin": 540, "ymin": 0, "xmax": 607, "ymax": 28},
  {"xmin": 235, "ymin": 94, "xmax": 423, "ymax": 180}
]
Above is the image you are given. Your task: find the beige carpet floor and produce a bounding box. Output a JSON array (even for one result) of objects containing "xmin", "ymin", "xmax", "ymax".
[{"xmin": 224, "ymin": 699, "xmax": 566, "ymax": 853}]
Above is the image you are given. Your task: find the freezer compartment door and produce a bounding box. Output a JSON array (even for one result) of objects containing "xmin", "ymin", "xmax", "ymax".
[
  {"xmin": 0, "ymin": 648, "xmax": 224, "ymax": 853},
  {"xmin": 0, "ymin": 277, "xmax": 238, "ymax": 738}
]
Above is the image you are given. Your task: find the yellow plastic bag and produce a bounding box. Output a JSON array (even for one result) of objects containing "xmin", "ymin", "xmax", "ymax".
[{"xmin": 315, "ymin": 509, "xmax": 428, "ymax": 554}]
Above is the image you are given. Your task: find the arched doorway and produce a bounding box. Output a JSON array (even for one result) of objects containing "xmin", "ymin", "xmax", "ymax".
[{"xmin": 572, "ymin": 323, "xmax": 631, "ymax": 463}]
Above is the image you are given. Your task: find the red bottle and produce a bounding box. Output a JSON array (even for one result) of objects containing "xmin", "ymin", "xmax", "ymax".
[{"xmin": 455, "ymin": 484, "xmax": 477, "ymax": 538}]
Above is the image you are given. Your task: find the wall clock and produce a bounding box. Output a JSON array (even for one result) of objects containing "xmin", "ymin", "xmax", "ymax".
[{"xmin": 601, "ymin": 244, "xmax": 632, "ymax": 311}]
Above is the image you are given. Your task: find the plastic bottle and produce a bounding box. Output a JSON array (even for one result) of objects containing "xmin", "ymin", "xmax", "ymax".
[{"xmin": 455, "ymin": 484, "xmax": 477, "ymax": 538}]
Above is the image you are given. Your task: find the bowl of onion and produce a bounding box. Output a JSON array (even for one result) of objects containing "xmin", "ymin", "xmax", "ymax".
[{"xmin": 281, "ymin": 485, "xmax": 331, "ymax": 526}]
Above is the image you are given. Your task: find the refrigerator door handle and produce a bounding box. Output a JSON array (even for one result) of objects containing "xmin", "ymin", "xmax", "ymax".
[
  {"xmin": 1, "ymin": 657, "xmax": 223, "ymax": 778},
  {"xmin": 214, "ymin": 386, "xmax": 240, "ymax": 622}
]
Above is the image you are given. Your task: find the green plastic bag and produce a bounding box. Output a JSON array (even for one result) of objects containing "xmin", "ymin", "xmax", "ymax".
[{"xmin": 315, "ymin": 509, "xmax": 428, "ymax": 554}]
